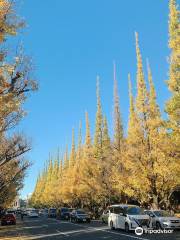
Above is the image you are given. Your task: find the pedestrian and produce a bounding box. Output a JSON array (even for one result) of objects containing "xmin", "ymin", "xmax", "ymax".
[{"xmin": 21, "ymin": 212, "xmax": 24, "ymax": 221}]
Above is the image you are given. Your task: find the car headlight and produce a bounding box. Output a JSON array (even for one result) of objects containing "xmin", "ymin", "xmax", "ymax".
[{"xmin": 162, "ymin": 221, "xmax": 170, "ymax": 224}]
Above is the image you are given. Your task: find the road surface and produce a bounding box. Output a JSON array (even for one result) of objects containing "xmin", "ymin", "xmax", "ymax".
[{"xmin": 0, "ymin": 216, "xmax": 179, "ymax": 240}]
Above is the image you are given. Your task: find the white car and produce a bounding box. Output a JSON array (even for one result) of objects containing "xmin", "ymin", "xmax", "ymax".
[
  {"xmin": 27, "ymin": 209, "xmax": 39, "ymax": 218},
  {"xmin": 108, "ymin": 204, "xmax": 150, "ymax": 232},
  {"xmin": 145, "ymin": 210, "xmax": 180, "ymax": 229}
]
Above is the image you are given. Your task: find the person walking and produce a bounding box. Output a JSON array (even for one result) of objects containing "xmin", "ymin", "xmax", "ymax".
[{"xmin": 21, "ymin": 211, "xmax": 24, "ymax": 221}]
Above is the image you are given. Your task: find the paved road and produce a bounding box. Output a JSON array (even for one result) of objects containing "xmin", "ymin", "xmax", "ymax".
[{"xmin": 0, "ymin": 216, "xmax": 179, "ymax": 240}]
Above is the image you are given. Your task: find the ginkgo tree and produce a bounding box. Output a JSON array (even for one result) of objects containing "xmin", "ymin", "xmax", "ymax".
[
  {"xmin": 0, "ymin": 0, "xmax": 37, "ymax": 208},
  {"xmin": 31, "ymin": 0, "xmax": 179, "ymax": 212}
]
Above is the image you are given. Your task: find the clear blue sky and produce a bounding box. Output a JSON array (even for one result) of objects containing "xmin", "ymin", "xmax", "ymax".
[{"xmin": 15, "ymin": 0, "xmax": 173, "ymax": 198}]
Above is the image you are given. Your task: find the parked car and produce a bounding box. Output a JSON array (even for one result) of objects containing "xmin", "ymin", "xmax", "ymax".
[
  {"xmin": 57, "ymin": 207, "xmax": 68, "ymax": 220},
  {"xmin": 48, "ymin": 208, "xmax": 57, "ymax": 218},
  {"xmin": 27, "ymin": 209, "xmax": 39, "ymax": 218},
  {"xmin": 100, "ymin": 209, "xmax": 110, "ymax": 223},
  {"xmin": 22, "ymin": 209, "xmax": 28, "ymax": 216},
  {"xmin": 145, "ymin": 210, "xmax": 180, "ymax": 230},
  {"xmin": 108, "ymin": 204, "xmax": 150, "ymax": 232},
  {"xmin": 16, "ymin": 208, "xmax": 22, "ymax": 215},
  {"xmin": 57, "ymin": 207, "xmax": 73, "ymax": 220},
  {"xmin": 70, "ymin": 209, "xmax": 91, "ymax": 223},
  {"xmin": 6, "ymin": 209, "xmax": 16, "ymax": 215},
  {"xmin": 1, "ymin": 214, "xmax": 16, "ymax": 226},
  {"xmin": 39, "ymin": 209, "xmax": 48, "ymax": 216}
]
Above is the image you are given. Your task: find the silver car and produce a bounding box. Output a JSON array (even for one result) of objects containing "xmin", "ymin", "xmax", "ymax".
[{"xmin": 145, "ymin": 210, "xmax": 180, "ymax": 229}]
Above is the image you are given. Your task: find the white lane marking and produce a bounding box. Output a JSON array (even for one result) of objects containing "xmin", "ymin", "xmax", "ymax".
[
  {"xmin": 102, "ymin": 229, "xmax": 150, "ymax": 240},
  {"xmin": 8, "ymin": 226, "xmax": 150, "ymax": 240},
  {"xmin": 23, "ymin": 225, "xmax": 49, "ymax": 229},
  {"xmin": 10, "ymin": 218, "xmax": 150, "ymax": 240},
  {"xmin": 60, "ymin": 221, "xmax": 150, "ymax": 240},
  {"xmin": 56, "ymin": 230, "xmax": 69, "ymax": 236},
  {"xmin": 19, "ymin": 229, "xmax": 95, "ymax": 240}
]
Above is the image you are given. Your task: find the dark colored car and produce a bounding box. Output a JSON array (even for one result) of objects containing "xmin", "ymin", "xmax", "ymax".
[
  {"xmin": 48, "ymin": 208, "xmax": 57, "ymax": 218},
  {"xmin": 1, "ymin": 214, "xmax": 16, "ymax": 226},
  {"xmin": 70, "ymin": 209, "xmax": 91, "ymax": 223},
  {"xmin": 57, "ymin": 208, "xmax": 72, "ymax": 220}
]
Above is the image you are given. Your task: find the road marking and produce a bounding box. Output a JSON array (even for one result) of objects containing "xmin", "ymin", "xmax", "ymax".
[
  {"xmin": 0, "ymin": 218, "xmax": 150, "ymax": 240},
  {"xmin": 61, "ymin": 221, "xmax": 150, "ymax": 240},
  {"xmin": 56, "ymin": 230, "xmax": 69, "ymax": 237},
  {"xmin": 11, "ymin": 226, "xmax": 150, "ymax": 240}
]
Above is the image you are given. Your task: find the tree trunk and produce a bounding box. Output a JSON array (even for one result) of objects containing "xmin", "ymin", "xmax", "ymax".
[{"xmin": 151, "ymin": 195, "xmax": 159, "ymax": 209}]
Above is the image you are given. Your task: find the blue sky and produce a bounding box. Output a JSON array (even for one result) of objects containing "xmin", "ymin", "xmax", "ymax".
[{"xmin": 14, "ymin": 0, "xmax": 173, "ymax": 198}]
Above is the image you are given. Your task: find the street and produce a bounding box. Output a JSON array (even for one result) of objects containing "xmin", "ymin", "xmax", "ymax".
[{"xmin": 0, "ymin": 216, "xmax": 179, "ymax": 240}]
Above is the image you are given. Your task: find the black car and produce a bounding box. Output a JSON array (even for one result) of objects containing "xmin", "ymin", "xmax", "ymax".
[
  {"xmin": 48, "ymin": 208, "xmax": 57, "ymax": 218},
  {"xmin": 70, "ymin": 209, "xmax": 91, "ymax": 223},
  {"xmin": 57, "ymin": 207, "xmax": 72, "ymax": 220}
]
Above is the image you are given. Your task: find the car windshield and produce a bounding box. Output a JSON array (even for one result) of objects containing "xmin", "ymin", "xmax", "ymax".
[
  {"xmin": 125, "ymin": 207, "xmax": 145, "ymax": 215},
  {"xmin": 153, "ymin": 211, "xmax": 172, "ymax": 217},
  {"xmin": 30, "ymin": 210, "xmax": 37, "ymax": 213},
  {"xmin": 77, "ymin": 210, "xmax": 86, "ymax": 215},
  {"xmin": 50, "ymin": 209, "xmax": 56, "ymax": 213},
  {"xmin": 61, "ymin": 208, "xmax": 69, "ymax": 212},
  {"xmin": 69, "ymin": 209, "xmax": 74, "ymax": 212}
]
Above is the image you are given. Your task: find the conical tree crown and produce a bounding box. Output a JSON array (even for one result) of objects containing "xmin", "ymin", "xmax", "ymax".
[
  {"xmin": 77, "ymin": 121, "xmax": 82, "ymax": 161},
  {"xmin": 69, "ymin": 128, "xmax": 76, "ymax": 167},
  {"xmin": 113, "ymin": 62, "xmax": 123, "ymax": 151},
  {"xmin": 64, "ymin": 145, "xmax": 69, "ymax": 169},
  {"xmin": 147, "ymin": 60, "xmax": 161, "ymax": 118},
  {"xmin": 127, "ymin": 74, "xmax": 136, "ymax": 137},
  {"xmin": 135, "ymin": 32, "xmax": 148, "ymax": 115},
  {"xmin": 102, "ymin": 116, "xmax": 111, "ymax": 152},
  {"xmin": 85, "ymin": 111, "xmax": 91, "ymax": 148},
  {"xmin": 94, "ymin": 77, "xmax": 103, "ymax": 156}
]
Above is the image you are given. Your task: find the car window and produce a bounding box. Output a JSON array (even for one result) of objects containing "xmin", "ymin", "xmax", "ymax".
[
  {"xmin": 76, "ymin": 210, "xmax": 85, "ymax": 214},
  {"xmin": 113, "ymin": 207, "xmax": 124, "ymax": 214},
  {"xmin": 61, "ymin": 208, "xmax": 69, "ymax": 212},
  {"xmin": 153, "ymin": 211, "xmax": 172, "ymax": 217},
  {"xmin": 50, "ymin": 209, "xmax": 56, "ymax": 213},
  {"xmin": 145, "ymin": 211, "xmax": 154, "ymax": 216},
  {"xmin": 125, "ymin": 207, "xmax": 145, "ymax": 215}
]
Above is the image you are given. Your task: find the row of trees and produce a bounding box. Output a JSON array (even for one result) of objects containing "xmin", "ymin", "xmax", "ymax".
[
  {"xmin": 0, "ymin": 1, "xmax": 37, "ymax": 208},
  {"xmin": 31, "ymin": 0, "xmax": 180, "ymax": 210}
]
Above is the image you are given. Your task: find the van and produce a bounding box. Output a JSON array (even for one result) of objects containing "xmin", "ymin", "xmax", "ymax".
[{"xmin": 108, "ymin": 204, "xmax": 150, "ymax": 232}]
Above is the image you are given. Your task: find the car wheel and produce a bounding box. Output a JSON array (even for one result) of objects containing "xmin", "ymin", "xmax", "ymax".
[
  {"xmin": 156, "ymin": 222, "xmax": 162, "ymax": 229},
  {"xmin": 125, "ymin": 222, "xmax": 129, "ymax": 232},
  {"xmin": 110, "ymin": 221, "xmax": 115, "ymax": 230}
]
